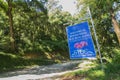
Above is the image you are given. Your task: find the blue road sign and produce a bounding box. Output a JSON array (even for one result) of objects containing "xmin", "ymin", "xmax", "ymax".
[{"xmin": 66, "ymin": 22, "xmax": 96, "ymax": 59}]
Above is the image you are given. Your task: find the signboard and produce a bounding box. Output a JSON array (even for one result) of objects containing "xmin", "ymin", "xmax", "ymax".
[{"xmin": 66, "ymin": 22, "xmax": 96, "ymax": 59}]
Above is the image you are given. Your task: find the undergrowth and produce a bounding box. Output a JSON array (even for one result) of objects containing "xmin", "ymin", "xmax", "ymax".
[
  {"xmin": 62, "ymin": 47, "xmax": 120, "ymax": 80},
  {"xmin": 0, "ymin": 52, "xmax": 57, "ymax": 73}
]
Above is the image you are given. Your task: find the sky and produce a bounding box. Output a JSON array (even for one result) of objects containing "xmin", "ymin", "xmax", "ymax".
[{"xmin": 58, "ymin": 0, "xmax": 77, "ymax": 15}]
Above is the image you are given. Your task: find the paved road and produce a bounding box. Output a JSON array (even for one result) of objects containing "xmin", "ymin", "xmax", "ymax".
[{"xmin": 0, "ymin": 60, "xmax": 83, "ymax": 80}]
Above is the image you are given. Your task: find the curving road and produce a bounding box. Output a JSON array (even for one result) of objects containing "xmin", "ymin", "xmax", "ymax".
[{"xmin": 0, "ymin": 60, "xmax": 84, "ymax": 80}]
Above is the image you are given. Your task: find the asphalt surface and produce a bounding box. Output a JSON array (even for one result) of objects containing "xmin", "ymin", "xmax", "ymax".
[{"xmin": 0, "ymin": 60, "xmax": 83, "ymax": 80}]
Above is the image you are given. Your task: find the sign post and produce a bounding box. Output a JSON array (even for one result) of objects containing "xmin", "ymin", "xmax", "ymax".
[
  {"xmin": 66, "ymin": 22, "xmax": 96, "ymax": 59},
  {"xmin": 87, "ymin": 7, "xmax": 103, "ymax": 70}
]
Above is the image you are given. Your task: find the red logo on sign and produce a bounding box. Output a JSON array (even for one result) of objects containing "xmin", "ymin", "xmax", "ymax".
[{"xmin": 74, "ymin": 41, "xmax": 88, "ymax": 49}]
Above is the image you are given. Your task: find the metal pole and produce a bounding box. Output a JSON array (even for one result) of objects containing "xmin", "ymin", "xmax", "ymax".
[{"xmin": 87, "ymin": 7, "xmax": 103, "ymax": 70}]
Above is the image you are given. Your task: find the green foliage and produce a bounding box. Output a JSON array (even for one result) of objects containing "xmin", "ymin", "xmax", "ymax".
[
  {"xmin": 62, "ymin": 47, "xmax": 120, "ymax": 80},
  {"xmin": 0, "ymin": 52, "xmax": 56, "ymax": 72},
  {"xmin": 0, "ymin": 0, "xmax": 8, "ymax": 13},
  {"xmin": 0, "ymin": 52, "xmax": 29, "ymax": 72},
  {"xmin": 0, "ymin": 0, "xmax": 120, "ymax": 73},
  {"xmin": 0, "ymin": 0, "xmax": 72, "ymax": 54},
  {"xmin": 76, "ymin": 0, "xmax": 120, "ymax": 63}
]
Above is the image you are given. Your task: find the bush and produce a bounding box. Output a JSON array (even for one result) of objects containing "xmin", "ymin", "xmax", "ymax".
[{"xmin": 0, "ymin": 52, "xmax": 56, "ymax": 73}]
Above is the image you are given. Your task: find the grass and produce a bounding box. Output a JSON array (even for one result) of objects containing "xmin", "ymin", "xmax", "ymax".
[
  {"xmin": 61, "ymin": 60, "xmax": 120, "ymax": 80},
  {"xmin": 0, "ymin": 52, "xmax": 57, "ymax": 73},
  {"xmin": 61, "ymin": 47, "xmax": 120, "ymax": 80},
  {"xmin": 0, "ymin": 50, "xmax": 70, "ymax": 73},
  {"xmin": 0, "ymin": 47, "xmax": 120, "ymax": 80},
  {"xmin": 62, "ymin": 63, "xmax": 120, "ymax": 80}
]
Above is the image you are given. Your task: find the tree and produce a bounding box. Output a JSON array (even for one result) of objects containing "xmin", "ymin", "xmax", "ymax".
[
  {"xmin": 77, "ymin": 0, "xmax": 120, "ymax": 45},
  {"xmin": 0, "ymin": 0, "xmax": 15, "ymax": 52},
  {"xmin": 109, "ymin": 1, "xmax": 120, "ymax": 45},
  {"xmin": 13, "ymin": 0, "xmax": 48, "ymax": 52},
  {"xmin": 0, "ymin": 0, "xmax": 48, "ymax": 52}
]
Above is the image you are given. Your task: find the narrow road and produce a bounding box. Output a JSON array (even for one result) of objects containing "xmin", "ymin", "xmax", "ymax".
[{"xmin": 0, "ymin": 60, "xmax": 86, "ymax": 80}]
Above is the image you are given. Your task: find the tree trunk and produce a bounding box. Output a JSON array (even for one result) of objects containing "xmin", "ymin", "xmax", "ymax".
[
  {"xmin": 7, "ymin": 0, "xmax": 15, "ymax": 52},
  {"xmin": 111, "ymin": 10, "xmax": 120, "ymax": 45}
]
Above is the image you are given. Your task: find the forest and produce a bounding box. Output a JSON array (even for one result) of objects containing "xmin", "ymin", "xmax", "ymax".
[{"xmin": 0, "ymin": 0, "xmax": 120, "ymax": 78}]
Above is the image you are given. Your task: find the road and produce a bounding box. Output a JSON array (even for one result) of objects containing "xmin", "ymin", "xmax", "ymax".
[{"xmin": 0, "ymin": 60, "xmax": 87, "ymax": 80}]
